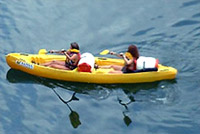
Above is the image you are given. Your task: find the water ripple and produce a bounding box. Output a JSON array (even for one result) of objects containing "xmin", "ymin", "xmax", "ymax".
[
  {"xmin": 188, "ymin": 26, "xmax": 200, "ymax": 34},
  {"xmin": 150, "ymin": 33, "xmax": 177, "ymax": 39},
  {"xmin": 172, "ymin": 20, "xmax": 200, "ymax": 27},
  {"xmin": 132, "ymin": 27, "xmax": 155, "ymax": 36},
  {"xmin": 192, "ymin": 12, "xmax": 200, "ymax": 18},
  {"xmin": 1, "ymin": 0, "xmax": 200, "ymax": 133},
  {"xmin": 180, "ymin": 0, "xmax": 200, "ymax": 8}
]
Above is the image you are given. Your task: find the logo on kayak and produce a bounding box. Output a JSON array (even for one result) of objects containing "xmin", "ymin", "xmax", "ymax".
[{"xmin": 16, "ymin": 60, "xmax": 34, "ymax": 69}]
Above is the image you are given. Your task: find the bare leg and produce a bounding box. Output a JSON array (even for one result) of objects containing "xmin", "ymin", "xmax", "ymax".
[
  {"xmin": 41, "ymin": 60, "xmax": 70, "ymax": 70},
  {"xmin": 111, "ymin": 65, "xmax": 123, "ymax": 71},
  {"xmin": 41, "ymin": 61, "xmax": 52, "ymax": 66},
  {"xmin": 49, "ymin": 64, "xmax": 70, "ymax": 70},
  {"xmin": 98, "ymin": 65, "xmax": 112, "ymax": 69},
  {"xmin": 99, "ymin": 65, "xmax": 123, "ymax": 71},
  {"xmin": 42, "ymin": 60, "xmax": 65, "ymax": 66},
  {"xmin": 108, "ymin": 70, "xmax": 123, "ymax": 74}
]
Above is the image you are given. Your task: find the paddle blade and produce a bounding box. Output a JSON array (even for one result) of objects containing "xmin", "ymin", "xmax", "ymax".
[
  {"xmin": 38, "ymin": 49, "xmax": 47, "ymax": 54},
  {"xmin": 100, "ymin": 49, "xmax": 110, "ymax": 55}
]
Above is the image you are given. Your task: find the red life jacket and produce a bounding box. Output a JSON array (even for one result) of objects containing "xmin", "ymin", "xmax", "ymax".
[{"xmin": 123, "ymin": 59, "xmax": 137, "ymax": 72}]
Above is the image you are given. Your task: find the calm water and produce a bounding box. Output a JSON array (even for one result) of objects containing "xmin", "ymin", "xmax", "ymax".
[{"xmin": 1, "ymin": 0, "xmax": 200, "ymax": 134}]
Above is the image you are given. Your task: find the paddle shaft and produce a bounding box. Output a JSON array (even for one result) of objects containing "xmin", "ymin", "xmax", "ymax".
[
  {"xmin": 100, "ymin": 49, "xmax": 123, "ymax": 57},
  {"xmin": 110, "ymin": 52, "xmax": 124, "ymax": 58},
  {"xmin": 48, "ymin": 49, "xmax": 66, "ymax": 54}
]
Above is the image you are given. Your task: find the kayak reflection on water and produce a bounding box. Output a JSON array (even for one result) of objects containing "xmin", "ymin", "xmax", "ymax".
[
  {"xmin": 7, "ymin": 69, "xmax": 165, "ymax": 128},
  {"xmin": 7, "ymin": 69, "xmax": 82, "ymax": 128}
]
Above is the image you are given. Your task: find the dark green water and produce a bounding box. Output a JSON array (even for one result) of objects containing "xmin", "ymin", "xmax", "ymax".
[{"xmin": 0, "ymin": 0, "xmax": 200, "ymax": 134}]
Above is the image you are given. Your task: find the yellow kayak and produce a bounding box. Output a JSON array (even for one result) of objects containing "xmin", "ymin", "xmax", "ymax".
[{"xmin": 5, "ymin": 50, "xmax": 177, "ymax": 84}]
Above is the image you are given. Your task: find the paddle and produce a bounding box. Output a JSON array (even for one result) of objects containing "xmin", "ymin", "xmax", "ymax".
[
  {"xmin": 100, "ymin": 49, "xmax": 135, "ymax": 61},
  {"xmin": 100, "ymin": 49, "xmax": 123, "ymax": 57},
  {"xmin": 38, "ymin": 49, "xmax": 48, "ymax": 54},
  {"xmin": 100, "ymin": 49, "xmax": 110, "ymax": 55},
  {"xmin": 38, "ymin": 49, "xmax": 66, "ymax": 55}
]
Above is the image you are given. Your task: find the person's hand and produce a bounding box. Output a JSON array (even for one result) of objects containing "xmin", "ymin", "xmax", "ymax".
[
  {"xmin": 119, "ymin": 53, "xmax": 124, "ymax": 57},
  {"xmin": 59, "ymin": 49, "xmax": 65, "ymax": 54},
  {"xmin": 49, "ymin": 50, "xmax": 55, "ymax": 53},
  {"xmin": 110, "ymin": 51, "xmax": 115, "ymax": 55},
  {"xmin": 61, "ymin": 49, "xmax": 65, "ymax": 52},
  {"xmin": 122, "ymin": 54, "xmax": 126, "ymax": 59}
]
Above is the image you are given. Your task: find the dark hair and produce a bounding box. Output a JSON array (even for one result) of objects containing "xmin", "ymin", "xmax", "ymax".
[
  {"xmin": 70, "ymin": 42, "xmax": 79, "ymax": 50},
  {"xmin": 127, "ymin": 45, "xmax": 139, "ymax": 60}
]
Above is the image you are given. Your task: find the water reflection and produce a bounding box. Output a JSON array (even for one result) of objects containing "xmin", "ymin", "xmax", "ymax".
[
  {"xmin": 6, "ymin": 69, "xmax": 82, "ymax": 128},
  {"xmin": 6, "ymin": 69, "xmax": 136, "ymax": 127},
  {"xmin": 6, "ymin": 69, "xmax": 177, "ymax": 128},
  {"xmin": 117, "ymin": 96, "xmax": 135, "ymax": 126},
  {"xmin": 7, "ymin": 69, "xmax": 155, "ymax": 95},
  {"xmin": 52, "ymin": 90, "xmax": 81, "ymax": 128}
]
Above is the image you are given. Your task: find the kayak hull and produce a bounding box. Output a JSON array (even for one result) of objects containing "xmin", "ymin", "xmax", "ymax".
[{"xmin": 6, "ymin": 52, "xmax": 177, "ymax": 84}]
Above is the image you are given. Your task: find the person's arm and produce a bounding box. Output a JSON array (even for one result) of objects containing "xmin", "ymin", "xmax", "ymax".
[
  {"xmin": 64, "ymin": 51, "xmax": 70, "ymax": 59},
  {"xmin": 110, "ymin": 51, "xmax": 124, "ymax": 58},
  {"xmin": 49, "ymin": 49, "xmax": 66, "ymax": 54},
  {"xmin": 64, "ymin": 52, "xmax": 78, "ymax": 61}
]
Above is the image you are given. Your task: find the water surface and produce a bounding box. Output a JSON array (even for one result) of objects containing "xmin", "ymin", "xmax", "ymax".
[{"xmin": 0, "ymin": 0, "xmax": 200, "ymax": 134}]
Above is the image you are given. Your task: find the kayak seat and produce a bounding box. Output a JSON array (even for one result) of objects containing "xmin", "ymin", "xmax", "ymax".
[{"xmin": 31, "ymin": 57, "xmax": 45, "ymax": 65}]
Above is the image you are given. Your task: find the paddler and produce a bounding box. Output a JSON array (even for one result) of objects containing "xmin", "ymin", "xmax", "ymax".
[
  {"xmin": 99, "ymin": 45, "xmax": 139, "ymax": 74},
  {"xmin": 42, "ymin": 42, "xmax": 81, "ymax": 70}
]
